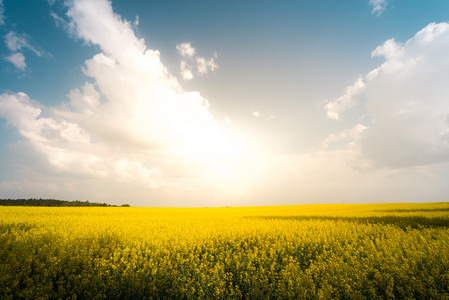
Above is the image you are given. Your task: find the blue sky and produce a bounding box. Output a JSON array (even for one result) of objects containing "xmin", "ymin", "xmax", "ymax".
[{"xmin": 1, "ymin": 0, "xmax": 449, "ymax": 206}]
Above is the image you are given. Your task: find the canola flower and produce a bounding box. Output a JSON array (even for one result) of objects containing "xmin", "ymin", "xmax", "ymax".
[{"xmin": 1, "ymin": 203, "xmax": 449, "ymax": 299}]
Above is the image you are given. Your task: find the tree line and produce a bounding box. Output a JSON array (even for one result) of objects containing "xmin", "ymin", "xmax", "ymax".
[{"xmin": 0, "ymin": 198, "xmax": 130, "ymax": 207}]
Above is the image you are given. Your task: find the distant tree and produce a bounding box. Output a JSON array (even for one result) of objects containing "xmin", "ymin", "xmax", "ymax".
[
  {"xmin": 0, "ymin": 199, "xmax": 118, "ymax": 207},
  {"xmin": 121, "ymin": 204, "xmax": 131, "ymax": 207}
]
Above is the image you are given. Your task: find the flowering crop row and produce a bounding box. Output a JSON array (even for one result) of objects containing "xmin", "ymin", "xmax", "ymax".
[{"xmin": 1, "ymin": 203, "xmax": 449, "ymax": 299}]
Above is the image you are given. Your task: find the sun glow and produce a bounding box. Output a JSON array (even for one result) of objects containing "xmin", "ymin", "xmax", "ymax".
[
  {"xmin": 175, "ymin": 124, "xmax": 248, "ymax": 173},
  {"xmin": 167, "ymin": 118, "xmax": 269, "ymax": 197}
]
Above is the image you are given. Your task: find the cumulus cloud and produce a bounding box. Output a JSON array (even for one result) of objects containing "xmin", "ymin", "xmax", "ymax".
[
  {"xmin": 0, "ymin": 0, "xmax": 240, "ymax": 202},
  {"xmin": 322, "ymin": 124, "xmax": 368, "ymax": 149},
  {"xmin": 0, "ymin": 92, "xmax": 109, "ymax": 178},
  {"xmin": 177, "ymin": 42, "xmax": 196, "ymax": 58},
  {"xmin": 61, "ymin": 0, "xmax": 224, "ymax": 158},
  {"xmin": 4, "ymin": 52, "xmax": 26, "ymax": 70},
  {"xmin": 176, "ymin": 42, "xmax": 218, "ymax": 81},
  {"xmin": 327, "ymin": 22, "xmax": 449, "ymax": 168},
  {"xmin": 369, "ymin": 0, "xmax": 387, "ymax": 16},
  {"xmin": 179, "ymin": 60, "xmax": 193, "ymax": 81},
  {"xmin": 5, "ymin": 32, "xmax": 27, "ymax": 52},
  {"xmin": 196, "ymin": 55, "xmax": 218, "ymax": 75},
  {"xmin": 325, "ymin": 77, "xmax": 365, "ymax": 120}
]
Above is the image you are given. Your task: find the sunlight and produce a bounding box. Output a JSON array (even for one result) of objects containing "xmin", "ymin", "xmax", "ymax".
[
  {"xmin": 169, "ymin": 120, "xmax": 270, "ymax": 196},
  {"xmin": 175, "ymin": 124, "xmax": 248, "ymax": 174}
]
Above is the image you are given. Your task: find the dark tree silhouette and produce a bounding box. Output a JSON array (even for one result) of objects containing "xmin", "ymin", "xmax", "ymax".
[{"xmin": 0, "ymin": 198, "xmax": 125, "ymax": 207}]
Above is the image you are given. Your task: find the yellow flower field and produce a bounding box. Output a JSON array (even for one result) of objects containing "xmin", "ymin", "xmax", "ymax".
[{"xmin": 1, "ymin": 203, "xmax": 449, "ymax": 299}]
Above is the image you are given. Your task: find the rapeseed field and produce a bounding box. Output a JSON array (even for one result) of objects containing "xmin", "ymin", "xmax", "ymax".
[{"xmin": 1, "ymin": 202, "xmax": 449, "ymax": 299}]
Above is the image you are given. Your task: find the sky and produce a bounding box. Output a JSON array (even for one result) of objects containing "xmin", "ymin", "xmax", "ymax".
[{"xmin": 1, "ymin": 0, "xmax": 449, "ymax": 207}]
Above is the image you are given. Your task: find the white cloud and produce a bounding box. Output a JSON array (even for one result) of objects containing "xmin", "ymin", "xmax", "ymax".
[
  {"xmin": 0, "ymin": 0, "xmax": 245, "ymax": 203},
  {"xmin": 252, "ymin": 111, "xmax": 261, "ymax": 117},
  {"xmin": 4, "ymin": 52, "xmax": 26, "ymax": 70},
  {"xmin": 196, "ymin": 56, "xmax": 218, "ymax": 75},
  {"xmin": 325, "ymin": 77, "xmax": 365, "ymax": 120},
  {"xmin": 250, "ymin": 111, "xmax": 273, "ymax": 120},
  {"xmin": 177, "ymin": 42, "xmax": 196, "ymax": 58},
  {"xmin": 180, "ymin": 60, "xmax": 193, "ymax": 81},
  {"xmin": 327, "ymin": 22, "xmax": 449, "ymax": 168},
  {"xmin": 5, "ymin": 31, "xmax": 45, "ymax": 56},
  {"xmin": 369, "ymin": 0, "xmax": 387, "ymax": 16},
  {"xmin": 5, "ymin": 32, "xmax": 27, "ymax": 51},
  {"xmin": 0, "ymin": 92, "xmax": 109, "ymax": 178},
  {"xmin": 322, "ymin": 124, "xmax": 368, "ymax": 149},
  {"xmin": 0, "ymin": 92, "xmax": 41, "ymax": 129},
  {"xmin": 3, "ymin": 31, "xmax": 49, "ymax": 70},
  {"xmin": 113, "ymin": 157, "xmax": 163, "ymax": 189},
  {"xmin": 176, "ymin": 42, "xmax": 218, "ymax": 81},
  {"xmin": 50, "ymin": 11, "xmax": 70, "ymax": 31},
  {"xmin": 371, "ymin": 38, "xmax": 404, "ymax": 60},
  {"xmin": 0, "ymin": 0, "xmax": 5, "ymax": 26}
]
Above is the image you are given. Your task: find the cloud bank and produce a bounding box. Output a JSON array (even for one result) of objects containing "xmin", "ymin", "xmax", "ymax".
[
  {"xmin": 0, "ymin": 0, "xmax": 245, "ymax": 204},
  {"xmin": 326, "ymin": 22, "xmax": 449, "ymax": 168}
]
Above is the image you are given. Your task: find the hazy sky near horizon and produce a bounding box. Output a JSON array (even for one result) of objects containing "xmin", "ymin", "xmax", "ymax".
[{"xmin": 1, "ymin": 0, "xmax": 449, "ymax": 206}]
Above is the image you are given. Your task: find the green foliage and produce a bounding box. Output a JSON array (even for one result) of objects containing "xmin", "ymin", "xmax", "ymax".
[{"xmin": 0, "ymin": 203, "xmax": 448, "ymax": 299}]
